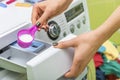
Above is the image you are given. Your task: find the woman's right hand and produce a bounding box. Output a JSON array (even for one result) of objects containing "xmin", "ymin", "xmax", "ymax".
[{"xmin": 31, "ymin": 0, "xmax": 73, "ymax": 30}]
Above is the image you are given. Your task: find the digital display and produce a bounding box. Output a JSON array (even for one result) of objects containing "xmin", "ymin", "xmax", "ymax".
[{"xmin": 65, "ymin": 3, "xmax": 84, "ymax": 22}]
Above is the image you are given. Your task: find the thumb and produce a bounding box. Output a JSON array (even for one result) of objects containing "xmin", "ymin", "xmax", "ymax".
[{"xmin": 54, "ymin": 39, "xmax": 76, "ymax": 49}]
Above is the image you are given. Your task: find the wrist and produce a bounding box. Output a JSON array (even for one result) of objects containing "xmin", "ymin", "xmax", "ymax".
[
  {"xmin": 93, "ymin": 25, "xmax": 116, "ymax": 45},
  {"xmin": 93, "ymin": 6, "xmax": 120, "ymax": 44}
]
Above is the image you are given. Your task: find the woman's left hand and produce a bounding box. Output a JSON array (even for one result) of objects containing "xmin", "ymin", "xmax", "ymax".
[{"xmin": 54, "ymin": 30, "xmax": 102, "ymax": 78}]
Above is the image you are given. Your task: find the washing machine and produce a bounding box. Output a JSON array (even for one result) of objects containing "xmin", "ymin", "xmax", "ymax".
[{"xmin": 0, "ymin": 0, "xmax": 90, "ymax": 80}]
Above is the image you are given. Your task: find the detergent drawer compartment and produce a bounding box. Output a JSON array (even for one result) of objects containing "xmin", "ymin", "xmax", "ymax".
[{"xmin": 0, "ymin": 40, "xmax": 51, "ymax": 73}]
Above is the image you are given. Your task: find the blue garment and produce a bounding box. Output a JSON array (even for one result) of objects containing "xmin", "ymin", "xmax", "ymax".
[
  {"xmin": 98, "ymin": 46, "xmax": 106, "ymax": 53},
  {"xmin": 96, "ymin": 68, "xmax": 106, "ymax": 80}
]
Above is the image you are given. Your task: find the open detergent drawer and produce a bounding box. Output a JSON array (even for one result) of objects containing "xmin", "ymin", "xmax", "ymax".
[
  {"xmin": 0, "ymin": 39, "xmax": 50, "ymax": 73},
  {"xmin": 0, "ymin": 34, "xmax": 88, "ymax": 80}
]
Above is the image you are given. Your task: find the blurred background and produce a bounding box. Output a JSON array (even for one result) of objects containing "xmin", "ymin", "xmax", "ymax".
[{"xmin": 87, "ymin": 0, "xmax": 120, "ymax": 45}]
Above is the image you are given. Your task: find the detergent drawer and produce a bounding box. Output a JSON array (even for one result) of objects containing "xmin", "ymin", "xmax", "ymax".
[{"xmin": 0, "ymin": 40, "xmax": 51, "ymax": 73}]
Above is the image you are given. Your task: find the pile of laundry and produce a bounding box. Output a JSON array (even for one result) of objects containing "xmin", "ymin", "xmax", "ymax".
[{"xmin": 94, "ymin": 40, "xmax": 120, "ymax": 80}]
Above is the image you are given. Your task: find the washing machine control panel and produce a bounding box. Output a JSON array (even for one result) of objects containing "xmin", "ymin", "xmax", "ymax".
[{"xmin": 36, "ymin": 0, "xmax": 90, "ymax": 43}]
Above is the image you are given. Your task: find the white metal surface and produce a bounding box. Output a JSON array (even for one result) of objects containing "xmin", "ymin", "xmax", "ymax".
[
  {"xmin": 0, "ymin": 6, "xmax": 32, "ymax": 49},
  {"xmin": 0, "ymin": 0, "xmax": 90, "ymax": 80},
  {"xmin": 27, "ymin": 34, "xmax": 87, "ymax": 80},
  {"xmin": 36, "ymin": 0, "xmax": 90, "ymax": 43}
]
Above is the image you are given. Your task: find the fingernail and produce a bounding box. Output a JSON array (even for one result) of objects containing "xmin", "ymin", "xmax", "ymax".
[
  {"xmin": 52, "ymin": 42, "xmax": 58, "ymax": 46},
  {"xmin": 36, "ymin": 22, "xmax": 41, "ymax": 27}
]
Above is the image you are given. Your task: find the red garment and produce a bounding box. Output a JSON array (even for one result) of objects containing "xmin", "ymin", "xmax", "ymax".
[
  {"xmin": 93, "ymin": 52, "xmax": 104, "ymax": 68},
  {"xmin": 106, "ymin": 74, "xmax": 118, "ymax": 80},
  {"xmin": 116, "ymin": 58, "xmax": 120, "ymax": 64}
]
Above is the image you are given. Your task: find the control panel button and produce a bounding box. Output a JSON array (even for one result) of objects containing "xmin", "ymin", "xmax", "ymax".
[
  {"xmin": 63, "ymin": 32, "xmax": 67, "ymax": 37},
  {"xmin": 77, "ymin": 20, "xmax": 81, "ymax": 29},
  {"xmin": 82, "ymin": 16, "xmax": 86, "ymax": 24},
  {"xmin": 70, "ymin": 24, "xmax": 75, "ymax": 33}
]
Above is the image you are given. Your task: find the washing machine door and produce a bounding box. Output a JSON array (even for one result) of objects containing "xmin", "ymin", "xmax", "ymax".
[{"xmin": 26, "ymin": 34, "xmax": 87, "ymax": 80}]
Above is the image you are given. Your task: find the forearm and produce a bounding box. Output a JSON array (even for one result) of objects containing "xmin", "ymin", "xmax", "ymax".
[
  {"xmin": 94, "ymin": 6, "xmax": 120, "ymax": 44},
  {"xmin": 46, "ymin": 0, "xmax": 73, "ymax": 6}
]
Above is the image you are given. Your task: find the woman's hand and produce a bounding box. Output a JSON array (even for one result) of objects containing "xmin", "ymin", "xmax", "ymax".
[
  {"xmin": 54, "ymin": 30, "xmax": 103, "ymax": 78},
  {"xmin": 32, "ymin": 0, "xmax": 73, "ymax": 30}
]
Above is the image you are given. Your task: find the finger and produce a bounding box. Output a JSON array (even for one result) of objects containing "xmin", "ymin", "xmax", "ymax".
[
  {"xmin": 65, "ymin": 64, "xmax": 81, "ymax": 78},
  {"xmin": 38, "ymin": 28, "xmax": 42, "ymax": 31},
  {"xmin": 31, "ymin": 3, "xmax": 43, "ymax": 24},
  {"xmin": 54, "ymin": 39, "xmax": 76, "ymax": 49},
  {"xmin": 40, "ymin": 22, "xmax": 48, "ymax": 31},
  {"xmin": 65, "ymin": 45, "xmax": 94, "ymax": 78},
  {"xmin": 64, "ymin": 49, "xmax": 82, "ymax": 78},
  {"xmin": 43, "ymin": 24, "xmax": 49, "ymax": 32},
  {"xmin": 31, "ymin": 4, "xmax": 38, "ymax": 24},
  {"xmin": 36, "ymin": 7, "xmax": 53, "ymax": 26}
]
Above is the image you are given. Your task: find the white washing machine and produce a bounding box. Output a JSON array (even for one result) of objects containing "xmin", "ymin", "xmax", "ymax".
[
  {"xmin": 36, "ymin": 0, "xmax": 90, "ymax": 43},
  {"xmin": 0, "ymin": 0, "xmax": 90, "ymax": 80}
]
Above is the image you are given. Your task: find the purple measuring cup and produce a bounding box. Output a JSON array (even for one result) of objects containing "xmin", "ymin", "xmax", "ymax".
[{"xmin": 17, "ymin": 22, "xmax": 41, "ymax": 48}]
